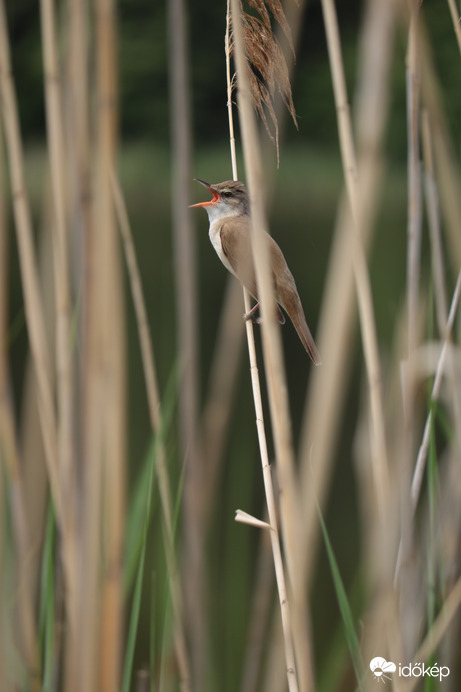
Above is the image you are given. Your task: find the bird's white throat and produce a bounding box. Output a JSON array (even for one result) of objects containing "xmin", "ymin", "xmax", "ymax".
[{"xmin": 203, "ymin": 201, "xmax": 242, "ymax": 224}]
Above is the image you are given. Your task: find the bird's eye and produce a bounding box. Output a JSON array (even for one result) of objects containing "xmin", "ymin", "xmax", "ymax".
[{"xmin": 221, "ymin": 191, "xmax": 232, "ymax": 198}]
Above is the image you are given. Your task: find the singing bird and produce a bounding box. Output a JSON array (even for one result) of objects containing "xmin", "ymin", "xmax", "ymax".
[{"xmin": 190, "ymin": 179, "xmax": 321, "ymax": 365}]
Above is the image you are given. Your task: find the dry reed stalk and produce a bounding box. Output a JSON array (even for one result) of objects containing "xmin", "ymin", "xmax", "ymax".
[
  {"xmin": 0, "ymin": 133, "xmax": 40, "ymax": 687},
  {"xmin": 446, "ymin": 0, "xmax": 461, "ymax": 54},
  {"xmin": 319, "ymin": 0, "xmax": 389, "ymax": 521},
  {"xmin": 421, "ymin": 111, "xmax": 461, "ymax": 437},
  {"xmin": 199, "ymin": 277, "xmax": 244, "ymax": 521},
  {"xmin": 422, "ymin": 111, "xmax": 448, "ymax": 333},
  {"xmin": 411, "ymin": 271, "xmax": 461, "ymax": 506},
  {"xmin": 76, "ymin": 0, "xmax": 126, "ymax": 688},
  {"xmin": 405, "ymin": 0, "xmax": 422, "ymax": 356},
  {"xmin": 226, "ymin": 11, "xmax": 279, "ymax": 690},
  {"xmin": 239, "ymin": 523, "xmax": 275, "ymax": 692},
  {"xmin": 395, "ymin": 7, "xmax": 461, "ymax": 655},
  {"xmin": 95, "ymin": 2, "xmax": 126, "ymax": 689},
  {"xmin": 293, "ymin": 1, "xmax": 398, "ymax": 684},
  {"xmin": 0, "ymin": 122, "xmax": 5, "ymax": 691},
  {"xmin": 22, "ymin": 198, "xmax": 58, "ymax": 649},
  {"xmin": 229, "ymin": 2, "xmax": 315, "ymax": 690},
  {"xmin": 0, "ymin": 0, "xmax": 64, "ymax": 531},
  {"xmin": 111, "ymin": 170, "xmax": 192, "ymax": 691},
  {"xmin": 168, "ymin": 0, "xmax": 205, "ymax": 685},
  {"xmin": 241, "ymin": 288, "xmax": 300, "ymax": 692},
  {"xmin": 231, "ymin": 0, "xmax": 302, "ymax": 619},
  {"xmin": 414, "ymin": 14, "xmax": 461, "ymax": 270},
  {"xmin": 0, "ymin": 7, "xmax": 91, "ymax": 682},
  {"xmin": 0, "ymin": 403, "xmax": 41, "ymax": 689},
  {"xmin": 397, "ymin": 13, "xmax": 422, "ymax": 626},
  {"xmin": 39, "ymin": 0, "xmax": 79, "ymax": 659},
  {"xmin": 79, "ymin": 275, "xmax": 103, "ymax": 692},
  {"xmin": 66, "ymin": 0, "xmax": 91, "ymax": 271},
  {"xmin": 398, "ymin": 576, "xmax": 461, "ymax": 692},
  {"xmin": 299, "ymin": 0, "xmax": 395, "ymax": 567},
  {"xmin": 60, "ymin": 0, "xmax": 92, "ymax": 684},
  {"xmin": 312, "ymin": 7, "xmax": 399, "ymax": 665},
  {"xmin": 193, "ymin": 13, "xmax": 245, "ymax": 523},
  {"xmin": 0, "ymin": 469, "xmax": 3, "ymax": 692}
]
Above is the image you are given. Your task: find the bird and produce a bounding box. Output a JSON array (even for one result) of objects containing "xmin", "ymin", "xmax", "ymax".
[{"xmin": 190, "ymin": 178, "xmax": 321, "ymax": 365}]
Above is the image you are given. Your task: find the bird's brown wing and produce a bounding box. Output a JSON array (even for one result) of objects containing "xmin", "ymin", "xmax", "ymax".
[
  {"xmin": 271, "ymin": 240, "xmax": 322, "ymax": 365},
  {"xmin": 220, "ymin": 218, "xmax": 259, "ymax": 300},
  {"xmin": 220, "ymin": 219, "xmax": 285, "ymax": 324}
]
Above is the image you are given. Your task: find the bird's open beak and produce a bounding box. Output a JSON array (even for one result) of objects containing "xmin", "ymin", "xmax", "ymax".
[{"xmin": 189, "ymin": 179, "xmax": 220, "ymax": 208}]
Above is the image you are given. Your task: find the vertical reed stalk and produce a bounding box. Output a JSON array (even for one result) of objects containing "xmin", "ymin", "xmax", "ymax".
[
  {"xmin": 0, "ymin": 129, "xmax": 40, "ymax": 686},
  {"xmin": 168, "ymin": 0, "xmax": 204, "ymax": 686},
  {"xmin": 0, "ymin": 0, "xmax": 62, "ymax": 532},
  {"xmin": 95, "ymin": 2, "xmax": 125, "ymax": 689},
  {"xmin": 406, "ymin": 1, "xmax": 422, "ymax": 356},
  {"xmin": 299, "ymin": 0, "xmax": 395, "ymax": 578},
  {"xmin": 446, "ymin": 0, "xmax": 461, "ymax": 53},
  {"xmin": 229, "ymin": 2, "xmax": 315, "ymax": 690},
  {"xmin": 64, "ymin": 0, "xmax": 91, "ymax": 685},
  {"xmin": 39, "ymin": 0, "xmax": 79, "ymax": 661},
  {"xmin": 111, "ymin": 170, "xmax": 191, "ymax": 691},
  {"xmin": 415, "ymin": 14, "xmax": 461, "ymax": 269},
  {"xmin": 410, "ymin": 271, "xmax": 461, "ymax": 506},
  {"xmin": 319, "ymin": 0, "xmax": 389, "ymax": 519},
  {"xmin": 77, "ymin": 0, "xmax": 125, "ymax": 688}
]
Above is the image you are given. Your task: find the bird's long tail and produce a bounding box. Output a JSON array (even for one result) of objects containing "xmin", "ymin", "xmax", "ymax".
[{"xmin": 287, "ymin": 295, "xmax": 321, "ymax": 365}]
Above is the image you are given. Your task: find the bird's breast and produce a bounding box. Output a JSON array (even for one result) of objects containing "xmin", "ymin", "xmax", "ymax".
[{"xmin": 209, "ymin": 221, "xmax": 235, "ymax": 276}]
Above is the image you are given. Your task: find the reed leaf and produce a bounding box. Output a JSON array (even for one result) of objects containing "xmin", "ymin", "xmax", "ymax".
[{"xmin": 318, "ymin": 507, "xmax": 365, "ymax": 690}]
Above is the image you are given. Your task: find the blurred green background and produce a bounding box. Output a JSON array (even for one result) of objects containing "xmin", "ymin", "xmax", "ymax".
[{"xmin": 5, "ymin": 0, "xmax": 461, "ymax": 688}]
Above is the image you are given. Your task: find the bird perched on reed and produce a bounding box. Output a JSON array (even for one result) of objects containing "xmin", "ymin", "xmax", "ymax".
[{"xmin": 190, "ymin": 178, "xmax": 321, "ymax": 365}]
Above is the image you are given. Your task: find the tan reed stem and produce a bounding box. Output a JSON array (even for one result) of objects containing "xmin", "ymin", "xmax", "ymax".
[
  {"xmin": 320, "ymin": 0, "xmax": 389, "ymax": 519},
  {"xmin": 168, "ymin": 0, "xmax": 205, "ymax": 684},
  {"xmin": 410, "ymin": 271, "xmax": 461, "ymax": 506},
  {"xmin": 95, "ymin": 1, "xmax": 126, "ymax": 689},
  {"xmin": 39, "ymin": 0, "xmax": 79, "ymax": 660},
  {"xmin": 446, "ymin": 0, "xmax": 461, "ymax": 54},
  {"xmin": 399, "ymin": 576, "xmax": 461, "ymax": 692},
  {"xmin": 111, "ymin": 169, "xmax": 192, "ymax": 692},
  {"xmin": 229, "ymin": 2, "xmax": 317, "ymax": 690},
  {"xmin": 0, "ymin": 124, "xmax": 40, "ymax": 684},
  {"xmin": 0, "ymin": 0, "xmax": 63, "ymax": 534},
  {"xmin": 406, "ymin": 0, "xmax": 422, "ymax": 356}
]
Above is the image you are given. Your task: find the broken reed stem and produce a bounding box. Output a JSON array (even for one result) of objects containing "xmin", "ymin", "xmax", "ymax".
[
  {"xmin": 226, "ymin": 4, "xmax": 301, "ymax": 692},
  {"xmin": 111, "ymin": 169, "xmax": 191, "ymax": 692}
]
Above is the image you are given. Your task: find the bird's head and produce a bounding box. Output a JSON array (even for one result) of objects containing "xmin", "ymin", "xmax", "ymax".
[{"xmin": 190, "ymin": 179, "xmax": 249, "ymax": 219}]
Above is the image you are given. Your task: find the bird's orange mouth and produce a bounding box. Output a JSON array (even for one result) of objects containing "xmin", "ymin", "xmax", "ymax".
[{"xmin": 189, "ymin": 179, "xmax": 220, "ymax": 207}]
